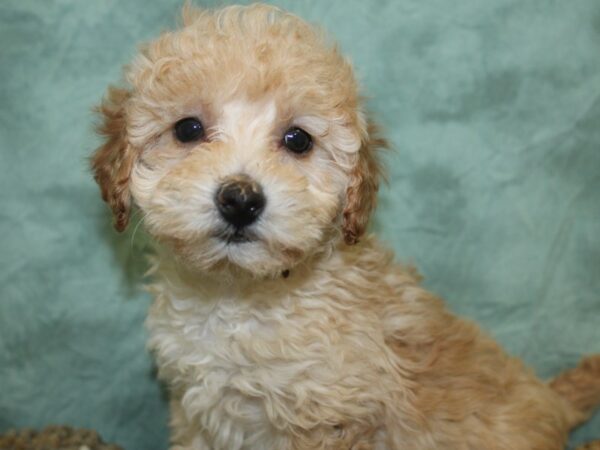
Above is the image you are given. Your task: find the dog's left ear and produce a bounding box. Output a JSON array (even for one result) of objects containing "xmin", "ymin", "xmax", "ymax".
[
  {"xmin": 91, "ymin": 86, "xmax": 136, "ymax": 232},
  {"xmin": 342, "ymin": 119, "xmax": 387, "ymax": 245}
]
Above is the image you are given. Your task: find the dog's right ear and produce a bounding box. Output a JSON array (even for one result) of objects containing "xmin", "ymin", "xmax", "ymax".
[{"xmin": 91, "ymin": 86, "xmax": 135, "ymax": 232}]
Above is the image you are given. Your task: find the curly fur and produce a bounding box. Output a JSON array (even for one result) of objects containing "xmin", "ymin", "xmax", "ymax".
[{"xmin": 91, "ymin": 4, "xmax": 600, "ymax": 449}]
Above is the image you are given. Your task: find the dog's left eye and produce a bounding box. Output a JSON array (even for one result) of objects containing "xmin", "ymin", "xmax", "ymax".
[
  {"xmin": 282, "ymin": 127, "xmax": 313, "ymax": 154},
  {"xmin": 174, "ymin": 117, "xmax": 205, "ymax": 143}
]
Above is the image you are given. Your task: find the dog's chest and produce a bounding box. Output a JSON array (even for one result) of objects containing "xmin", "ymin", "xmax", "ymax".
[{"xmin": 147, "ymin": 280, "xmax": 387, "ymax": 433}]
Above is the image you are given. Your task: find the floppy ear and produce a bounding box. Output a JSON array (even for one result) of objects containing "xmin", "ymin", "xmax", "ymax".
[
  {"xmin": 342, "ymin": 119, "xmax": 387, "ymax": 245},
  {"xmin": 91, "ymin": 86, "xmax": 135, "ymax": 232}
]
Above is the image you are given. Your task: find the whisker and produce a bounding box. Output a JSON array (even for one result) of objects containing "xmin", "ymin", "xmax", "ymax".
[{"xmin": 130, "ymin": 211, "xmax": 147, "ymax": 249}]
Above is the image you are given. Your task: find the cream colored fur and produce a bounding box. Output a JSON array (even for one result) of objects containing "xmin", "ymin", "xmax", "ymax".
[{"xmin": 91, "ymin": 4, "xmax": 600, "ymax": 449}]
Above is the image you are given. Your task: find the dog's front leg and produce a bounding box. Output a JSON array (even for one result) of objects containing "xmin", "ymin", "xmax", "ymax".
[{"xmin": 168, "ymin": 397, "xmax": 212, "ymax": 450}]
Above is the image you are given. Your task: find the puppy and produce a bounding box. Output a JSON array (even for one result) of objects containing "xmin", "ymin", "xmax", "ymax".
[{"xmin": 91, "ymin": 4, "xmax": 600, "ymax": 449}]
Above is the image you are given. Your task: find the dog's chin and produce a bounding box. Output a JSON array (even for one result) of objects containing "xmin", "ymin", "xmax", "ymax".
[
  {"xmin": 171, "ymin": 230, "xmax": 303, "ymax": 280},
  {"xmin": 214, "ymin": 227, "xmax": 259, "ymax": 245}
]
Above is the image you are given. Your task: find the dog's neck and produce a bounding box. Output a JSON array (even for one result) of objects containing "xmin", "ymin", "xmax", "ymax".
[{"xmin": 146, "ymin": 237, "xmax": 371, "ymax": 303}]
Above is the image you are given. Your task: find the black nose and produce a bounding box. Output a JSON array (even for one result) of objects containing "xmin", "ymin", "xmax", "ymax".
[{"xmin": 215, "ymin": 176, "xmax": 266, "ymax": 229}]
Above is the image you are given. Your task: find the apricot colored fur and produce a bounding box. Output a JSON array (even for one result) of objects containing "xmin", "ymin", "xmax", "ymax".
[{"xmin": 92, "ymin": 5, "xmax": 600, "ymax": 449}]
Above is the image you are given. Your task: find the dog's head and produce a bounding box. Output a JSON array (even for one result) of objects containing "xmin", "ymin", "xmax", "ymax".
[{"xmin": 92, "ymin": 4, "xmax": 385, "ymax": 277}]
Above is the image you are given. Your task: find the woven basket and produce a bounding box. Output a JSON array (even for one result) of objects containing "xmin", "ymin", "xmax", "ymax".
[{"xmin": 0, "ymin": 426, "xmax": 123, "ymax": 450}]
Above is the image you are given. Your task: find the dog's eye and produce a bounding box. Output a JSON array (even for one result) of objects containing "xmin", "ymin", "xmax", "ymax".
[
  {"xmin": 282, "ymin": 127, "xmax": 313, "ymax": 154},
  {"xmin": 174, "ymin": 117, "xmax": 205, "ymax": 143}
]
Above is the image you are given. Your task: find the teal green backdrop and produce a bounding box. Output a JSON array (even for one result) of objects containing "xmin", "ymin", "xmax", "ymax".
[{"xmin": 1, "ymin": 1, "xmax": 599, "ymax": 448}]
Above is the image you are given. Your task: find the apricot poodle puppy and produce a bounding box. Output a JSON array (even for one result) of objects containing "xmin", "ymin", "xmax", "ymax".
[{"xmin": 92, "ymin": 4, "xmax": 600, "ymax": 449}]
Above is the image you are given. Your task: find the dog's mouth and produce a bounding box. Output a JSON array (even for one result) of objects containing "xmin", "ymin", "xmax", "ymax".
[{"xmin": 215, "ymin": 227, "xmax": 257, "ymax": 244}]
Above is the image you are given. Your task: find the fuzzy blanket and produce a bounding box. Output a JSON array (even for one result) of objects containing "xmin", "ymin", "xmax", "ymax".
[{"xmin": 0, "ymin": 1, "xmax": 598, "ymax": 449}]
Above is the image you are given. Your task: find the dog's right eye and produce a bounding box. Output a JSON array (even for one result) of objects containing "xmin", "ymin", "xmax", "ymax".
[{"xmin": 174, "ymin": 117, "xmax": 205, "ymax": 143}]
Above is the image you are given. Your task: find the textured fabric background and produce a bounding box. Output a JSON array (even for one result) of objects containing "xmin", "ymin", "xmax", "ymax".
[{"xmin": 1, "ymin": 1, "xmax": 599, "ymax": 448}]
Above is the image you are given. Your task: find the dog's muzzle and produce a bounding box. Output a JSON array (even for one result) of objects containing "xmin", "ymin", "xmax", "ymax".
[{"xmin": 215, "ymin": 174, "xmax": 266, "ymax": 229}]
